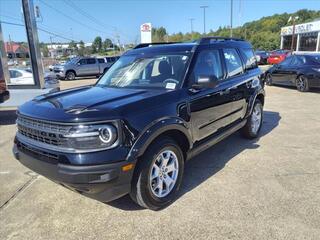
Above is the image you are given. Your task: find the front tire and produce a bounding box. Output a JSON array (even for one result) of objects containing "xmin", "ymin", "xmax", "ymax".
[
  {"xmin": 130, "ymin": 137, "xmax": 184, "ymax": 210},
  {"xmin": 241, "ymin": 99, "xmax": 263, "ymax": 139},
  {"xmin": 296, "ymin": 75, "xmax": 309, "ymax": 92},
  {"xmin": 65, "ymin": 71, "xmax": 76, "ymax": 80},
  {"xmin": 265, "ymin": 73, "xmax": 273, "ymax": 86}
]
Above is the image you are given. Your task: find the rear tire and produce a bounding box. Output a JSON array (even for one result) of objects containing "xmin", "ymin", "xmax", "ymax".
[
  {"xmin": 241, "ymin": 99, "xmax": 263, "ymax": 139},
  {"xmin": 130, "ymin": 137, "xmax": 184, "ymax": 210},
  {"xmin": 296, "ymin": 75, "xmax": 309, "ymax": 92}
]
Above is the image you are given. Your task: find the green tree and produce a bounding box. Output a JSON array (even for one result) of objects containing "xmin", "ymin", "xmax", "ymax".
[
  {"xmin": 147, "ymin": 9, "xmax": 320, "ymax": 50},
  {"xmin": 103, "ymin": 38, "xmax": 113, "ymax": 51},
  {"xmin": 152, "ymin": 27, "xmax": 168, "ymax": 42},
  {"xmin": 78, "ymin": 40, "xmax": 85, "ymax": 56},
  {"xmin": 68, "ymin": 40, "xmax": 78, "ymax": 54},
  {"xmin": 92, "ymin": 36, "xmax": 102, "ymax": 53}
]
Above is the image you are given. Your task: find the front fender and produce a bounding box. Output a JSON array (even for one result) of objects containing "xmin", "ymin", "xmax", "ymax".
[{"xmin": 126, "ymin": 117, "xmax": 192, "ymax": 162}]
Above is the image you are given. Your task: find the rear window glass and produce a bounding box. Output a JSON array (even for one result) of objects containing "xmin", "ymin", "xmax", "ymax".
[{"xmin": 241, "ymin": 48, "xmax": 257, "ymax": 70}]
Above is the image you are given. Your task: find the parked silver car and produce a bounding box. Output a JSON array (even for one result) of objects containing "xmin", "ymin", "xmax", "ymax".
[{"xmin": 53, "ymin": 57, "xmax": 109, "ymax": 80}]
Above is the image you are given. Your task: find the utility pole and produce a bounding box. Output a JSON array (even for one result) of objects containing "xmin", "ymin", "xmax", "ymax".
[
  {"xmin": 230, "ymin": 0, "xmax": 233, "ymax": 37},
  {"xmin": 189, "ymin": 18, "xmax": 194, "ymax": 33},
  {"xmin": 288, "ymin": 16, "xmax": 299, "ymax": 52},
  {"xmin": 200, "ymin": 6, "xmax": 208, "ymax": 34}
]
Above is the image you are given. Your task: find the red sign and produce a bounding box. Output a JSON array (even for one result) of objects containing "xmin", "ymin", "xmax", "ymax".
[{"xmin": 141, "ymin": 24, "xmax": 151, "ymax": 32}]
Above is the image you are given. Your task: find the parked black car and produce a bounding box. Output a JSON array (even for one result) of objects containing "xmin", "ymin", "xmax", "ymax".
[
  {"xmin": 265, "ymin": 54, "xmax": 320, "ymax": 92},
  {"xmin": 13, "ymin": 37, "xmax": 265, "ymax": 210},
  {"xmin": 255, "ymin": 50, "xmax": 269, "ymax": 65}
]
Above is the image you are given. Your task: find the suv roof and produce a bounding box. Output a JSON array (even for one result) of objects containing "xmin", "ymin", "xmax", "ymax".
[{"xmin": 125, "ymin": 37, "xmax": 253, "ymax": 56}]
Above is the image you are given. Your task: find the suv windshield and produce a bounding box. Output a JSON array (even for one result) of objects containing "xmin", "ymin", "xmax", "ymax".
[{"xmin": 97, "ymin": 54, "xmax": 190, "ymax": 90}]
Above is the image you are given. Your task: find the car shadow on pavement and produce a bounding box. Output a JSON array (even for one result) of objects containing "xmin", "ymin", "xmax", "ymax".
[
  {"xmin": 0, "ymin": 110, "xmax": 17, "ymax": 125},
  {"xmin": 108, "ymin": 110, "xmax": 281, "ymax": 211}
]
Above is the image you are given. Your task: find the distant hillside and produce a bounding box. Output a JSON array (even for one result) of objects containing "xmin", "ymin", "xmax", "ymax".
[
  {"xmin": 208, "ymin": 9, "xmax": 320, "ymax": 50},
  {"xmin": 153, "ymin": 9, "xmax": 320, "ymax": 50}
]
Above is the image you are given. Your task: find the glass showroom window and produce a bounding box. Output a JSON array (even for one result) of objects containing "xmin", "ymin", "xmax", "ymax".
[{"xmin": 299, "ymin": 32, "xmax": 318, "ymax": 51}]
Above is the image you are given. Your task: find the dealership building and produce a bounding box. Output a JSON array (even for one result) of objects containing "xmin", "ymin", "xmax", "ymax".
[{"xmin": 280, "ymin": 19, "xmax": 320, "ymax": 52}]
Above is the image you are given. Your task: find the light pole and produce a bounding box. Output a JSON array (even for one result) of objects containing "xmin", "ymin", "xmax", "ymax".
[
  {"xmin": 189, "ymin": 18, "xmax": 194, "ymax": 33},
  {"xmin": 200, "ymin": 6, "xmax": 208, "ymax": 34},
  {"xmin": 230, "ymin": 0, "xmax": 233, "ymax": 37},
  {"xmin": 288, "ymin": 16, "xmax": 299, "ymax": 52}
]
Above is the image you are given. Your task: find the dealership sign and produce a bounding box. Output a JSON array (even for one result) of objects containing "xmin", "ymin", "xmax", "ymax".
[
  {"xmin": 281, "ymin": 20, "xmax": 320, "ymax": 36},
  {"xmin": 140, "ymin": 23, "xmax": 152, "ymax": 43}
]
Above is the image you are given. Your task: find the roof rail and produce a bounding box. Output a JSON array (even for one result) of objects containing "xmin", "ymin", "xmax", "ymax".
[
  {"xmin": 133, "ymin": 42, "xmax": 180, "ymax": 49},
  {"xmin": 198, "ymin": 37, "xmax": 245, "ymax": 45}
]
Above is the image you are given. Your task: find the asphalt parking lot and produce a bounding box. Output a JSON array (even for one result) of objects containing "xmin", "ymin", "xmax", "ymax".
[{"xmin": 0, "ymin": 79, "xmax": 320, "ymax": 240}]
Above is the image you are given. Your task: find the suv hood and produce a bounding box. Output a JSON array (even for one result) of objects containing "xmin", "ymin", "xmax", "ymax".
[{"xmin": 18, "ymin": 86, "xmax": 177, "ymax": 122}]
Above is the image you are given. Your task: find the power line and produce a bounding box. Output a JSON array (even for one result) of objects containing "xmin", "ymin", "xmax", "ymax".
[
  {"xmin": 0, "ymin": 20, "xmax": 78, "ymax": 42},
  {"xmin": 0, "ymin": 14, "xmax": 81, "ymax": 41},
  {"xmin": 62, "ymin": 0, "xmax": 131, "ymax": 41},
  {"xmin": 39, "ymin": 0, "xmax": 113, "ymax": 38}
]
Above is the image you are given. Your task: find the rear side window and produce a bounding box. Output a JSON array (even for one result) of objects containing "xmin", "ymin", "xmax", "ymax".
[
  {"xmin": 292, "ymin": 56, "xmax": 306, "ymax": 66},
  {"xmin": 223, "ymin": 49, "xmax": 243, "ymax": 77},
  {"xmin": 87, "ymin": 58, "xmax": 96, "ymax": 64},
  {"xmin": 98, "ymin": 58, "xmax": 105, "ymax": 63},
  {"xmin": 241, "ymin": 48, "xmax": 257, "ymax": 70},
  {"xmin": 192, "ymin": 49, "xmax": 223, "ymax": 82}
]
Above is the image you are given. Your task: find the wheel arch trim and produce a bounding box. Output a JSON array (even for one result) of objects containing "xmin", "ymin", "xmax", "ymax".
[{"xmin": 126, "ymin": 117, "xmax": 192, "ymax": 162}]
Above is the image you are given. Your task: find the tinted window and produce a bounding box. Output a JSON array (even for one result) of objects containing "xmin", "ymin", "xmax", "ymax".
[
  {"xmin": 279, "ymin": 56, "xmax": 293, "ymax": 66},
  {"xmin": 9, "ymin": 70, "xmax": 22, "ymax": 78},
  {"xmin": 291, "ymin": 56, "xmax": 306, "ymax": 66},
  {"xmin": 87, "ymin": 58, "xmax": 96, "ymax": 64},
  {"xmin": 78, "ymin": 59, "xmax": 87, "ymax": 65},
  {"xmin": 223, "ymin": 49, "xmax": 243, "ymax": 77},
  {"xmin": 192, "ymin": 50, "xmax": 223, "ymax": 82},
  {"xmin": 98, "ymin": 58, "xmax": 105, "ymax": 63},
  {"xmin": 241, "ymin": 48, "xmax": 257, "ymax": 70}
]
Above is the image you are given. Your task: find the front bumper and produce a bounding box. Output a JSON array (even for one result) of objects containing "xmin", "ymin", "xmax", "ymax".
[
  {"xmin": 54, "ymin": 70, "xmax": 66, "ymax": 79},
  {"xmin": 13, "ymin": 139, "xmax": 133, "ymax": 202}
]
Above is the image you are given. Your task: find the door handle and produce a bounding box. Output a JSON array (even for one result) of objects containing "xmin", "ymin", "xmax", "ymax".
[{"xmin": 219, "ymin": 89, "xmax": 230, "ymax": 95}]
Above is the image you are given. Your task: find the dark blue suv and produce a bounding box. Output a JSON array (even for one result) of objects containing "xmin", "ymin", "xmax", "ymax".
[{"xmin": 13, "ymin": 37, "xmax": 265, "ymax": 210}]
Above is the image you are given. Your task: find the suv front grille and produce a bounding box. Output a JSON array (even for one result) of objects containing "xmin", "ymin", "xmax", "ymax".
[{"xmin": 17, "ymin": 115, "xmax": 70, "ymax": 147}]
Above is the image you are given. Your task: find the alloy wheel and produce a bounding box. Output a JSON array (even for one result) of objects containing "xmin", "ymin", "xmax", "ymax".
[
  {"xmin": 149, "ymin": 150, "xmax": 179, "ymax": 198},
  {"xmin": 297, "ymin": 76, "xmax": 305, "ymax": 91},
  {"xmin": 251, "ymin": 104, "xmax": 262, "ymax": 134}
]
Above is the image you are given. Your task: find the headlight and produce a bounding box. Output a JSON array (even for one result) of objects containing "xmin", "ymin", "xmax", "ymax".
[{"xmin": 64, "ymin": 123, "xmax": 119, "ymax": 151}]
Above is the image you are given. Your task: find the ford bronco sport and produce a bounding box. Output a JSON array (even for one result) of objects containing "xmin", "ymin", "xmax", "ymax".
[{"xmin": 13, "ymin": 37, "xmax": 265, "ymax": 210}]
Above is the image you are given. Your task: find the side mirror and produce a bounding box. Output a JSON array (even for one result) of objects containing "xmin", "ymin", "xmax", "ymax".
[{"xmin": 192, "ymin": 75, "xmax": 218, "ymax": 90}]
